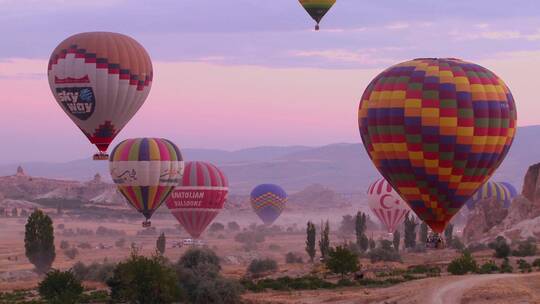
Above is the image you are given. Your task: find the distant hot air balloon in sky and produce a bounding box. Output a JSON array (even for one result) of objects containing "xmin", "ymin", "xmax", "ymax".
[
  {"xmin": 466, "ymin": 181, "xmax": 517, "ymax": 210},
  {"xmin": 48, "ymin": 32, "xmax": 153, "ymax": 160},
  {"xmin": 358, "ymin": 58, "xmax": 517, "ymax": 233},
  {"xmin": 367, "ymin": 178, "xmax": 410, "ymax": 233},
  {"xmin": 299, "ymin": 0, "xmax": 336, "ymax": 30},
  {"xmin": 250, "ymin": 184, "xmax": 287, "ymax": 225},
  {"xmin": 109, "ymin": 138, "xmax": 183, "ymax": 227},
  {"xmin": 166, "ymin": 161, "xmax": 228, "ymax": 239}
]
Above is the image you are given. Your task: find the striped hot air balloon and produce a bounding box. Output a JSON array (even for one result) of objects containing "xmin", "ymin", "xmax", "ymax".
[
  {"xmin": 367, "ymin": 178, "xmax": 410, "ymax": 233},
  {"xmin": 299, "ymin": 0, "xmax": 336, "ymax": 30},
  {"xmin": 109, "ymin": 138, "xmax": 183, "ymax": 227},
  {"xmin": 466, "ymin": 181, "xmax": 517, "ymax": 210},
  {"xmin": 358, "ymin": 58, "xmax": 517, "ymax": 233},
  {"xmin": 166, "ymin": 161, "xmax": 228, "ymax": 239},
  {"xmin": 250, "ymin": 184, "xmax": 287, "ymax": 225},
  {"xmin": 48, "ymin": 32, "xmax": 153, "ymax": 160}
]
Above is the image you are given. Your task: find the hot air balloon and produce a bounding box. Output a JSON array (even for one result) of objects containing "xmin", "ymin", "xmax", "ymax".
[
  {"xmin": 109, "ymin": 138, "xmax": 183, "ymax": 227},
  {"xmin": 367, "ymin": 178, "xmax": 410, "ymax": 233},
  {"xmin": 250, "ymin": 184, "xmax": 287, "ymax": 225},
  {"xmin": 358, "ymin": 58, "xmax": 517, "ymax": 234},
  {"xmin": 466, "ymin": 181, "xmax": 517, "ymax": 210},
  {"xmin": 166, "ymin": 161, "xmax": 228, "ymax": 239},
  {"xmin": 299, "ymin": 0, "xmax": 336, "ymax": 30},
  {"xmin": 48, "ymin": 32, "xmax": 153, "ymax": 160}
]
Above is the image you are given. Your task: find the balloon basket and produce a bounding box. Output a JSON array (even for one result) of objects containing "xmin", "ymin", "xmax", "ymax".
[
  {"xmin": 93, "ymin": 153, "xmax": 109, "ymax": 161},
  {"xmin": 315, "ymin": 24, "xmax": 320, "ymax": 31},
  {"xmin": 142, "ymin": 221, "xmax": 151, "ymax": 228}
]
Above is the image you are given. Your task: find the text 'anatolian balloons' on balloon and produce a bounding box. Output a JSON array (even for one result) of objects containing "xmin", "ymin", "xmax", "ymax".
[
  {"xmin": 299, "ymin": 0, "xmax": 336, "ymax": 30},
  {"xmin": 109, "ymin": 138, "xmax": 183, "ymax": 227},
  {"xmin": 48, "ymin": 32, "xmax": 153, "ymax": 160},
  {"xmin": 358, "ymin": 58, "xmax": 517, "ymax": 233},
  {"xmin": 250, "ymin": 184, "xmax": 287, "ymax": 225},
  {"xmin": 466, "ymin": 181, "xmax": 517, "ymax": 210},
  {"xmin": 166, "ymin": 161, "xmax": 228, "ymax": 239},
  {"xmin": 367, "ymin": 178, "xmax": 410, "ymax": 233}
]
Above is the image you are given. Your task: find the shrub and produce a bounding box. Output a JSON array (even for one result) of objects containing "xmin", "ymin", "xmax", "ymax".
[
  {"xmin": 408, "ymin": 265, "xmax": 441, "ymax": 276},
  {"xmin": 500, "ymin": 258, "xmax": 513, "ymax": 273},
  {"xmin": 449, "ymin": 237, "xmax": 465, "ymax": 251},
  {"xmin": 38, "ymin": 270, "xmax": 83, "ymax": 304},
  {"xmin": 77, "ymin": 242, "xmax": 92, "ymax": 250},
  {"xmin": 156, "ymin": 232, "xmax": 166, "ymax": 255},
  {"xmin": 107, "ymin": 254, "xmax": 182, "ymax": 304},
  {"xmin": 60, "ymin": 240, "xmax": 70, "ymax": 250},
  {"xmin": 368, "ymin": 241, "xmax": 401, "ymax": 263},
  {"xmin": 96, "ymin": 226, "xmax": 126, "ymax": 237},
  {"xmin": 477, "ymin": 260, "xmax": 499, "ymax": 274},
  {"xmin": 242, "ymin": 276, "xmax": 335, "ymax": 292},
  {"xmin": 57, "ymin": 224, "xmax": 65, "ymax": 230},
  {"xmin": 489, "ymin": 236, "xmax": 510, "ymax": 258},
  {"xmin": 512, "ymin": 238, "xmax": 537, "ymax": 257},
  {"xmin": 136, "ymin": 227, "xmax": 157, "ymax": 236},
  {"xmin": 72, "ymin": 261, "xmax": 116, "ymax": 282},
  {"xmin": 285, "ymin": 252, "xmax": 303, "ymax": 264},
  {"xmin": 248, "ymin": 258, "xmax": 278, "ymax": 276},
  {"xmin": 447, "ymin": 251, "xmax": 477, "ymax": 275},
  {"xmin": 533, "ymin": 258, "xmax": 540, "ymax": 269},
  {"xmin": 209, "ymin": 222, "xmax": 225, "ymax": 233},
  {"xmin": 115, "ymin": 238, "xmax": 126, "ymax": 248},
  {"xmin": 268, "ymin": 244, "xmax": 281, "ymax": 251},
  {"xmin": 64, "ymin": 248, "xmax": 79, "ymax": 260},
  {"xmin": 325, "ymin": 246, "xmax": 359, "ymax": 279},
  {"xmin": 235, "ymin": 231, "xmax": 265, "ymax": 251},
  {"xmin": 227, "ymin": 221, "xmax": 241, "ymax": 231},
  {"xmin": 466, "ymin": 242, "xmax": 488, "ymax": 253},
  {"xmin": 517, "ymin": 259, "xmax": 532, "ymax": 273},
  {"xmin": 178, "ymin": 247, "xmax": 221, "ymax": 273}
]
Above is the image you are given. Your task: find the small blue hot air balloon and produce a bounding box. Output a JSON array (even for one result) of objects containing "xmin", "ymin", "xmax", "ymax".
[
  {"xmin": 250, "ymin": 184, "xmax": 287, "ymax": 225},
  {"xmin": 466, "ymin": 181, "xmax": 518, "ymax": 210}
]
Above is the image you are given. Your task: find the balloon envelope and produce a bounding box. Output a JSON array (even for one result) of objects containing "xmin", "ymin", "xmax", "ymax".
[
  {"xmin": 109, "ymin": 138, "xmax": 183, "ymax": 224},
  {"xmin": 250, "ymin": 184, "xmax": 287, "ymax": 225},
  {"xmin": 358, "ymin": 58, "xmax": 517, "ymax": 233},
  {"xmin": 367, "ymin": 178, "xmax": 410, "ymax": 233},
  {"xmin": 466, "ymin": 181, "xmax": 517, "ymax": 210},
  {"xmin": 299, "ymin": 0, "xmax": 336, "ymax": 29},
  {"xmin": 166, "ymin": 161, "xmax": 228, "ymax": 239},
  {"xmin": 48, "ymin": 32, "xmax": 153, "ymax": 154}
]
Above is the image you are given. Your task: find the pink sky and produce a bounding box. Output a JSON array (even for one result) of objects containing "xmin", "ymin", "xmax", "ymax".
[{"xmin": 0, "ymin": 54, "xmax": 538, "ymax": 163}]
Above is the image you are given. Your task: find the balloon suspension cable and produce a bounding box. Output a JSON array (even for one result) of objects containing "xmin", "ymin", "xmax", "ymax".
[
  {"xmin": 315, "ymin": 24, "xmax": 320, "ymax": 31},
  {"xmin": 142, "ymin": 220, "xmax": 151, "ymax": 228},
  {"xmin": 93, "ymin": 152, "xmax": 109, "ymax": 161}
]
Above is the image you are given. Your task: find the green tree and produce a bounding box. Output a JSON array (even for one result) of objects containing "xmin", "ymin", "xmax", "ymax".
[
  {"xmin": 156, "ymin": 232, "xmax": 166, "ymax": 255},
  {"xmin": 368, "ymin": 237, "xmax": 376, "ymax": 250},
  {"xmin": 500, "ymin": 257, "xmax": 513, "ymax": 273},
  {"xmin": 489, "ymin": 236, "xmax": 511, "ymax": 258},
  {"xmin": 318, "ymin": 220, "xmax": 330, "ymax": 259},
  {"xmin": 339, "ymin": 215, "xmax": 355, "ymax": 235},
  {"xmin": 404, "ymin": 215, "xmax": 417, "ymax": 249},
  {"xmin": 355, "ymin": 212, "xmax": 368, "ymax": 252},
  {"xmin": 107, "ymin": 253, "xmax": 182, "ymax": 304},
  {"xmin": 25, "ymin": 210, "xmax": 55, "ymax": 273},
  {"xmin": 209, "ymin": 222, "xmax": 225, "ymax": 233},
  {"xmin": 419, "ymin": 223, "xmax": 428, "ymax": 245},
  {"xmin": 305, "ymin": 221, "xmax": 316, "ymax": 262},
  {"xmin": 445, "ymin": 223, "xmax": 454, "ymax": 244},
  {"xmin": 227, "ymin": 221, "xmax": 241, "ymax": 231},
  {"xmin": 447, "ymin": 251, "xmax": 478, "ymax": 275},
  {"xmin": 38, "ymin": 270, "xmax": 83, "ymax": 304},
  {"xmin": 393, "ymin": 231, "xmax": 401, "ymax": 251},
  {"xmin": 325, "ymin": 246, "xmax": 359, "ymax": 279},
  {"xmin": 11, "ymin": 207, "xmax": 18, "ymax": 217}
]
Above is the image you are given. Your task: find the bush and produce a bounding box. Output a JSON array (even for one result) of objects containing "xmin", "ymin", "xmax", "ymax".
[
  {"xmin": 242, "ymin": 276, "xmax": 334, "ymax": 292},
  {"xmin": 500, "ymin": 258, "xmax": 513, "ymax": 273},
  {"xmin": 466, "ymin": 242, "xmax": 488, "ymax": 253},
  {"xmin": 178, "ymin": 247, "xmax": 221, "ymax": 273},
  {"xmin": 489, "ymin": 236, "xmax": 511, "ymax": 258},
  {"xmin": 38, "ymin": 270, "xmax": 83, "ymax": 304},
  {"xmin": 136, "ymin": 227, "xmax": 157, "ymax": 236},
  {"xmin": 325, "ymin": 246, "xmax": 359, "ymax": 279},
  {"xmin": 533, "ymin": 258, "xmax": 540, "ymax": 269},
  {"xmin": 77, "ymin": 242, "xmax": 92, "ymax": 250},
  {"xmin": 72, "ymin": 261, "xmax": 116, "ymax": 282},
  {"xmin": 517, "ymin": 259, "xmax": 532, "ymax": 273},
  {"xmin": 512, "ymin": 238, "xmax": 537, "ymax": 257},
  {"xmin": 115, "ymin": 238, "xmax": 126, "ymax": 248},
  {"xmin": 64, "ymin": 248, "xmax": 79, "ymax": 260},
  {"xmin": 248, "ymin": 258, "xmax": 278, "ymax": 276},
  {"xmin": 368, "ymin": 241, "xmax": 401, "ymax": 263},
  {"xmin": 285, "ymin": 252, "xmax": 303, "ymax": 264},
  {"xmin": 477, "ymin": 261, "xmax": 499, "ymax": 274},
  {"xmin": 235, "ymin": 231, "xmax": 265, "ymax": 251},
  {"xmin": 407, "ymin": 265, "xmax": 441, "ymax": 276},
  {"xmin": 268, "ymin": 244, "xmax": 281, "ymax": 251},
  {"xmin": 57, "ymin": 224, "xmax": 65, "ymax": 230},
  {"xmin": 449, "ymin": 237, "xmax": 465, "ymax": 251},
  {"xmin": 60, "ymin": 240, "xmax": 70, "ymax": 250},
  {"xmin": 107, "ymin": 254, "xmax": 182, "ymax": 304},
  {"xmin": 96, "ymin": 226, "xmax": 126, "ymax": 237},
  {"xmin": 447, "ymin": 251, "xmax": 477, "ymax": 275},
  {"xmin": 227, "ymin": 221, "xmax": 241, "ymax": 231},
  {"xmin": 209, "ymin": 222, "xmax": 225, "ymax": 233}
]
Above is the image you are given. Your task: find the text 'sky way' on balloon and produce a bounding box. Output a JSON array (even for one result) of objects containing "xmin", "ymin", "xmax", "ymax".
[
  {"xmin": 367, "ymin": 178, "xmax": 410, "ymax": 233},
  {"xmin": 166, "ymin": 161, "xmax": 228, "ymax": 239},
  {"xmin": 299, "ymin": 0, "xmax": 336, "ymax": 30},
  {"xmin": 358, "ymin": 58, "xmax": 517, "ymax": 233},
  {"xmin": 109, "ymin": 138, "xmax": 183, "ymax": 227},
  {"xmin": 48, "ymin": 32, "xmax": 153, "ymax": 160},
  {"xmin": 466, "ymin": 181, "xmax": 517, "ymax": 210},
  {"xmin": 250, "ymin": 184, "xmax": 287, "ymax": 225}
]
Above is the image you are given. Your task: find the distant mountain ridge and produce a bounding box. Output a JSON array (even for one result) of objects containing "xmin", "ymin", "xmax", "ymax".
[{"xmin": 0, "ymin": 125, "xmax": 538, "ymax": 195}]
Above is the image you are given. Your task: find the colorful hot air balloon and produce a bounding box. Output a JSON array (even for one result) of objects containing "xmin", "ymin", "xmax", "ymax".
[
  {"xmin": 358, "ymin": 58, "xmax": 517, "ymax": 233},
  {"xmin": 466, "ymin": 181, "xmax": 517, "ymax": 210},
  {"xmin": 166, "ymin": 161, "xmax": 228, "ymax": 239},
  {"xmin": 250, "ymin": 184, "xmax": 287, "ymax": 225},
  {"xmin": 299, "ymin": 0, "xmax": 336, "ymax": 30},
  {"xmin": 109, "ymin": 138, "xmax": 183, "ymax": 227},
  {"xmin": 367, "ymin": 178, "xmax": 410, "ymax": 233},
  {"xmin": 48, "ymin": 32, "xmax": 153, "ymax": 160}
]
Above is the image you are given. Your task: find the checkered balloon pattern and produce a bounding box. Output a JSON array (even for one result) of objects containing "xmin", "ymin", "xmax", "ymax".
[{"xmin": 358, "ymin": 58, "xmax": 517, "ymax": 233}]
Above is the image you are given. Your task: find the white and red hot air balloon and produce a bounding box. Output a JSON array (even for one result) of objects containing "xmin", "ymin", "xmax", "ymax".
[
  {"xmin": 166, "ymin": 161, "xmax": 228, "ymax": 239},
  {"xmin": 367, "ymin": 178, "xmax": 410, "ymax": 233}
]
